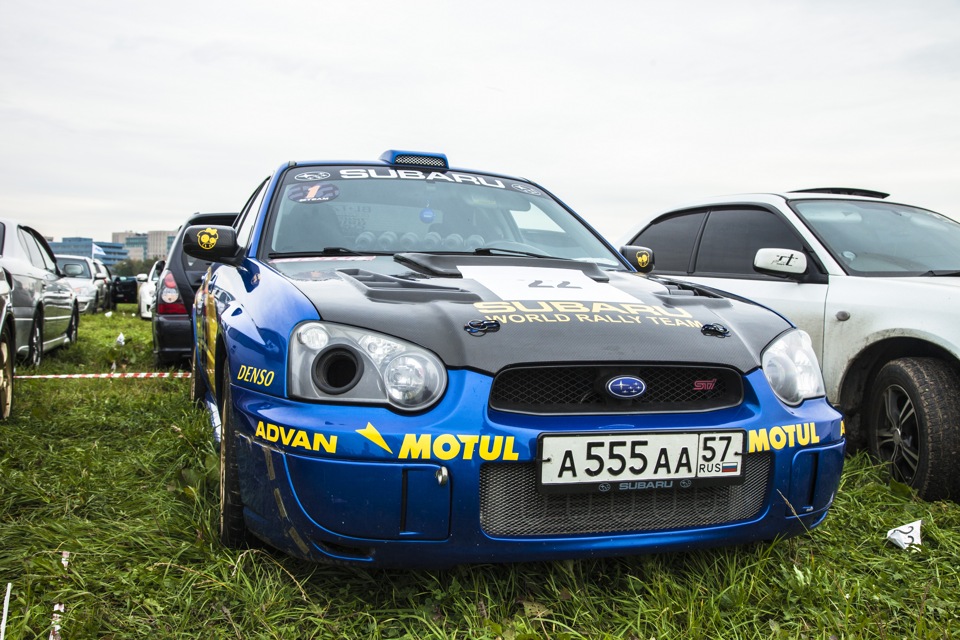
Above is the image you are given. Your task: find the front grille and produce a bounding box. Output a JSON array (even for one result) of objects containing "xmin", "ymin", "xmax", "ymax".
[
  {"xmin": 489, "ymin": 365, "xmax": 742, "ymax": 414},
  {"xmin": 479, "ymin": 454, "xmax": 771, "ymax": 537}
]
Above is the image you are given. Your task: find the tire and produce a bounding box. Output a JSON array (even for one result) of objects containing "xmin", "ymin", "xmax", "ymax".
[
  {"xmin": 0, "ymin": 321, "xmax": 14, "ymax": 420},
  {"xmin": 26, "ymin": 313, "xmax": 42, "ymax": 368},
  {"xmin": 190, "ymin": 347, "xmax": 207, "ymax": 408},
  {"xmin": 219, "ymin": 362, "xmax": 249, "ymax": 547},
  {"xmin": 866, "ymin": 357, "xmax": 960, "ymax": 501},
  {"xmin": 66, "ymin": 307, "xmax": 79, "ymax": 346}
]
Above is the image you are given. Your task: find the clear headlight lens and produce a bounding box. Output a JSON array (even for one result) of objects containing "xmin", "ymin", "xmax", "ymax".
[
  {"xmin": 385, "ymin": 355, "xmax": 442, "ymax": 406},
  {"xmin": 761, "ymin": 329, "xmax": 825, "ymax": 406},
  {"xmin": 289, "ymin": 322, "xmax": 446, "ymax": 411}
]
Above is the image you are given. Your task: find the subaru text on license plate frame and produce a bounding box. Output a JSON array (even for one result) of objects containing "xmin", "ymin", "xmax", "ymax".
[{"xmin": 537, "ymin": 431, "xmax": 746, "ymax": 494}]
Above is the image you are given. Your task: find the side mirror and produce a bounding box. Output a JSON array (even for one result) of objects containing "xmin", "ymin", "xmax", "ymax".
[
  {"xmin": 619, "ymin": 245, "xmax": 655, "ymax": 274},
  {"xmin": 753, "ymin": 248, "xmax": 807, "ymax": 278},
  {"xmin": 182, "ymin": 225, "xmax": 241, "ymax": 265},
  {"xmin": 136, "ymin": 273, "xmax": 148, "ymax": 282}
]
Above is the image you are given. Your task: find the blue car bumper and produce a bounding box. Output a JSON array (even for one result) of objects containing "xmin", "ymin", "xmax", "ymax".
[{"xmin": 221, "ymin": 368, "xmax": 845, "ymax": 567}]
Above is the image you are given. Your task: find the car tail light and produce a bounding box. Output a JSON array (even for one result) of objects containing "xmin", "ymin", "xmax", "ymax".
[{"xmin": 156, "ymin": 271, "xmax": 188, "ymax": 315}]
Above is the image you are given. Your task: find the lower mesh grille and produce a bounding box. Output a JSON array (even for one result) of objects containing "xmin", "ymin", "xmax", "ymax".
[{"xmin": 479, "ymin": 454, "xmax": 771, "ymax": 537}]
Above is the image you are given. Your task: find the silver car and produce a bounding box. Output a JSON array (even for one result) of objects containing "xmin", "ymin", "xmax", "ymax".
[
  {"xmin": 0, "ymin": 218, "xmax": 78, "ymax": 366},
  {"xmin": 55, "ymin": 254, "xmax": 108, "ymax": 314},
  {"xmin": 0, "ymin": 267, "xmax": 14, "ymax": 418}
]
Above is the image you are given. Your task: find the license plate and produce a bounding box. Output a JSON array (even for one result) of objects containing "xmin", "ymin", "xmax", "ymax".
[{"xmin": 538, "ymin": 431, "xmax": 745, "ymax": 494}]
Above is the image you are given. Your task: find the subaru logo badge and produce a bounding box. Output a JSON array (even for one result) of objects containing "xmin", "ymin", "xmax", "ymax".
[
  {"xmin": 464, "ymin": 319, "xmax": 501, "ymax": 336},
  {"xmin": 606, "ymin": 375, "xmax": 647, "ymax": 399}
]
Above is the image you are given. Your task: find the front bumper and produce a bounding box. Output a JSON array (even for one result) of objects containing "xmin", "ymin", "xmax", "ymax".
[
  {"xmin": 220, "ymin": 369, "xmax": 845, "ymax": 568},
  {"xmin": 76, "ymin": 294, "xmax": 96, "ymax": 314}
]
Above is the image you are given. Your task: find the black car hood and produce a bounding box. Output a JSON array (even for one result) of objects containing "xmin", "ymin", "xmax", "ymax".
[{"xmin": 271, "ymin": 254, "xmax": 790, "ymax": 374}]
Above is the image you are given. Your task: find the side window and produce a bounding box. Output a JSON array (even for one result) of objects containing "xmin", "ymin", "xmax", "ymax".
[
  {"xmin": 695, "ymin": 207, "xmax": 804, "ymax": 276},
  {"xmin": 632, "ymin": 211, "xmax": 706, "ymax": 273},
  {"xmin": 18, "ymin": 228, "xmax": 49, "ymax": 270},
  {"xmin": 33, "ymin": 233, "xmax": 58, "ymax": 272},
  {"xmin": 236, "ymin": 178, "xmax": 269, "ymax": 249}
]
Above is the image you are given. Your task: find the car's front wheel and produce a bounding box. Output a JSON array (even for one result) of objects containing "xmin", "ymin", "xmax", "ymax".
[
  {"xmin": 26, "ymin": 312, "xmax": 42, "ymax": 368},
  {"xmin": 66, "ymin": 307, "xmax": 79, "ymax": 346},
  {"xmin": 219, "ymin": 361, "xmax": 249, "ymax": 547},
  {"xmin": 866, "ymin": 357, "xmax": 960, "ymax": 501},
  {"xmin": 0, "ymin": 321, "xmax": 14, "ymax": 419}
]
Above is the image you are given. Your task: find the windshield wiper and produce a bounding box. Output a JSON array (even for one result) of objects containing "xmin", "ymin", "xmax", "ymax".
[
  {"xmin": 269, "ymin": 247, "xmax": 383, "ymax": 259},
  {"xmin": 918, "ymin": 269, "xmax": 960, "ymax": 277},
  {"xmin": 473, "ymin": 246, "xmax": 559, "ymax": 259}
]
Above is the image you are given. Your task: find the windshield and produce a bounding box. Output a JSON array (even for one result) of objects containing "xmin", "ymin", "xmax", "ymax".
[
  {"xmin": 260, "ymin": 166, "xmax": 623, "ymax": 269},
  {"xmin": 792, "ymin": 200, "xmax": 960, "ymax": 276},
  {"xmin": 56, "ymin": 258, "xmax": 91, "ymax": 278}
]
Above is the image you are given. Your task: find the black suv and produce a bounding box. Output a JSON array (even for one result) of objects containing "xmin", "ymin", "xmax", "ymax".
[{"xmin": 153, "ymin": 212, "xmax": 237, "ymax": 367}]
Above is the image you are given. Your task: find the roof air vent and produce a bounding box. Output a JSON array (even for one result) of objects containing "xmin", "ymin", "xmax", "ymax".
[{"xmin": 379, "ymin": 149, "xmax": 449, "ymax": 169}]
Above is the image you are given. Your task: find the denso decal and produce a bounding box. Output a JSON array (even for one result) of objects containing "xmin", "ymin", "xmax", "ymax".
[
  {"xmin": 254, "ymin": 421, "xmax": 338, "ymax": 453},
  {"xmin": 237, "ymin": 365, "xmax": 275, "ymax": 387},
  {"xmin": 748, "ymin": 423, "xmax": 821, "ymax": 453},
  {"xmin": 472, "ymin": 300, "xmax": 703, "ymax": 328},
  {"xmin": 357, "ymin": 423, "xmax": 519, "ymax": 462}
]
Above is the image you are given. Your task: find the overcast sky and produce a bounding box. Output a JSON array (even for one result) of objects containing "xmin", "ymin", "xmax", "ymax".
[{"xmin": 2, "ymin": 0, "xmax": 959, "ymax": 247}]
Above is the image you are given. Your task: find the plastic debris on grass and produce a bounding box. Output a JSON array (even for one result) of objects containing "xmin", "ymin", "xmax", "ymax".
[{"xmin": 886, "ymin": 519, "xmax": 922, "ymax": 549}]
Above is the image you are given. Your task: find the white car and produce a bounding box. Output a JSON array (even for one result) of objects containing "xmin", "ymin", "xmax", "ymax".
[
  {"xmin": 138, "ymin": 259, "xmax": 163, "ymax": 320},
  {"xmin": 622, "ymin": 187, "xmax": 960, "ymax": 501}
]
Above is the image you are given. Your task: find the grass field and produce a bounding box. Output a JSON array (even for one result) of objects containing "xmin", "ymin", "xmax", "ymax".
[{"xmin": 0, "ymin": 306, "xmax": 957, "ymax": 638}]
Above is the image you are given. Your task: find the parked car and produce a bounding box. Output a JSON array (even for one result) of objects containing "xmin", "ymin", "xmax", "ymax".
[
  {"xmin": 622, "ymin": 187, "xmax": 960, "ymax": 501},
  {"xmin": 0, "ymin": 267, "xmax": 15, "ymax": 419},
  {"xmin": 184, "ymin": 150, "xmax": 844, "ymax": 567},
  {"xmin": 0, "ymin": 218, "xmax": 78, "ymax": 366},
  {"xmin": 112, "ymin": 276, "xmax": 139, "ymax": 304},
  {"xmin": 93, "ymin": 259, "xmax": 115, "ymax": 311},
  {"xmin": 55, "ymin": 254, "xmax": 108, "ymax": 314},
  {"xmin": 153, "ymin": 212, "xmax": 237, "ymax": 367},
  {"xmin": 138, "ymin": 259, "xmax": 162, "ymax": 320}
]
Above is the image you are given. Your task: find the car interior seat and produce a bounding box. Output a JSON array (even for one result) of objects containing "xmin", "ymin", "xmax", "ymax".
[{"xmin": 274, "ymin": 203, "xmax": 347, "ymax": 252}]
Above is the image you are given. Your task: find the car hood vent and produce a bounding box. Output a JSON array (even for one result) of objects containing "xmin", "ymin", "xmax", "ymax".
[{"xmin": 338, "ymin": 269, "xmax": 481, "ymax": 303}]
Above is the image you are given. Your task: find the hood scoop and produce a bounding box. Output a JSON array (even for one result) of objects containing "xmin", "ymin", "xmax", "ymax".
[
  {"xmin": 338, "ymin": 269, "xmax": 481, "ymax": 303},
  {"xmin": 394, "ymin": 252, "xmax": 610, "ymax": 281}
]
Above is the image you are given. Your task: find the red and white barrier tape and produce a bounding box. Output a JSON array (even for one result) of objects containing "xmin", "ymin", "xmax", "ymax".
[{"xmin": 15, "ymin": 372, "xmax": 191, "ymax": 379}]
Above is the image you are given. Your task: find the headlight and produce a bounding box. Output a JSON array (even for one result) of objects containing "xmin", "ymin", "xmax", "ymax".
[
  {"xmin": 761, "ymin": 329, "xmax": 825, "ymax": 406},
  {"xmin": 74, "ymin": 284, "xmax": 97, "ymax": 298},
  {"xmin": 288, "ymin": 322, "xmax": 446, "ymax": 411}
]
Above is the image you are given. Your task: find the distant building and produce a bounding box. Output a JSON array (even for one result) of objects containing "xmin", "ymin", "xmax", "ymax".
[
  {"xmin": 49, "ymin": 237, "xmax": 128, "ymax": 266},
  {"xmin": 147, "ymin": 230, "xmax": 177, "ymax": 259},
  {"xmin": 114, "ymin": 232, "xmax": 148, "ymax": 262},
  {"xmin": 125, "ymin": 238, "xmax": 147, "ymax": 262},
  {"xmin": 112, "ymin": 230, "xmax": 175, "ymax": 260}
]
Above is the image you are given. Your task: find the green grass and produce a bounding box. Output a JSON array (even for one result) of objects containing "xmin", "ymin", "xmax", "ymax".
[{"xmin": 1, "ymin": 306, "xmax": 958, "ymax": 638}]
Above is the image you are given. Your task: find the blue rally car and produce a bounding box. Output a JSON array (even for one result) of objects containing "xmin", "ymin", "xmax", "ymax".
[{"xmin": 184, "ymin": 150, "xmax": 845, "ymax": 567}]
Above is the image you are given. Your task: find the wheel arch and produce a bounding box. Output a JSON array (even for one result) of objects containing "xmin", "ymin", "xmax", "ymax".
[{"xmin": 837, "ymin": 336, "xmax": 960, "ymax": 450}]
